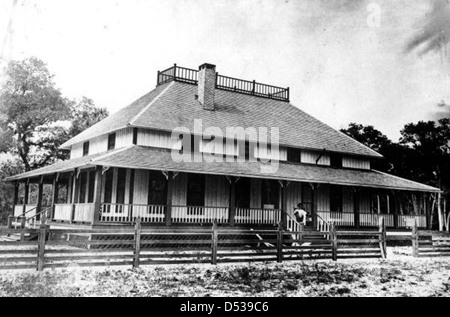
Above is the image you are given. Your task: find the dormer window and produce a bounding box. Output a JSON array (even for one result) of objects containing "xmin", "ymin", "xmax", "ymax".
[
  {"xmin": 82, "ymin": 141, "xmax": 90, "ymax": 157},
  {"xmin": 108, "ymin": 133, "xmax": 116, "ymax": 151},
  {"xmin": 287, "ymin": 148, "xmax": 301, "ymax": 163},
  {"xmin": 330, "ymin": 153, "xmax": 342, "ymax": 168}
]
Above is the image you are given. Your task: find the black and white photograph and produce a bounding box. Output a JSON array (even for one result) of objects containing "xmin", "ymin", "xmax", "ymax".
[{"xmin": 0, "ymin": 0, "xmax": 449, "ymax": 300}]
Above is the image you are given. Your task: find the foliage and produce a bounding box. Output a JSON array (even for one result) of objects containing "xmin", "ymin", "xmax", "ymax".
[
  {"xmin": 342, "ymin": 119, "xmax": 450, "ymax": 230},
  {"xmin": 0, "ymin": 57, "xmax": 71, "ymax": 171},
  {"xmin": 0, "ymin": 57, "xmax": 108, "ymax": 223},
  {"xmin": 0, "ymin": 58, "xmax": 109, "ymax": 170},
  {"xmin": 68, "ymin": 97, "xmax": 109, "ymax": 139},
  {"xmin": 0, "ymin": 159, "xmax": 24, "ymax": 225}
]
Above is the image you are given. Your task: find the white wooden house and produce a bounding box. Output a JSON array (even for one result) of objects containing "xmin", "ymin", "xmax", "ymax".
[{"xmin": 7, "ymin": 63, "xmax": 440, "ymax": 231}]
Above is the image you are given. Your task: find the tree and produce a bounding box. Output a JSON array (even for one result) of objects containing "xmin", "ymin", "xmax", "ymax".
[
  {"xmin": 0, "ymin": 57, "xmax": 71, "ymax": 171},
  {"xmin": 68, "ymin": 97, "xmax": 109, "ymax": 138},
  {"xmin": 0, "ymin": 58, "xmax": 109, "ymax": 170},
  {"xmin": 342, "ymin": 120, "xmax": 450, "ymax": 231},
  {"xmin": 340, "ymin": 123, "xmax": 395, "ymax": 172},
  {"xmin": 400, "ymin": 119, "xmax": 450, "ymax": 231},
  {"xmin": 0, "ymin": 158, "xmax": 24, "ymax": 225},
  {"xmin": 341, "ymin": 123, "xmax": 392, "ymax": 153}
]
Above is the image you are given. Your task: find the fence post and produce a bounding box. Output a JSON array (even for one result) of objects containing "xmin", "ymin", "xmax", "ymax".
[
  {"xmin": 330, "ymin": 223, "xmax": 338, "ymax": 261},
  {"xmin": 412, "ymin": 218, "xmax": 419, "ymax": 258},
  {"xmin": 277, "ymin": 222, "xmax": 283, "ymax": 263},
  {"xmin": 133, "ymin": 217, "xmax": 142, "ymax": 269},
  {"xmin": 211, "ymin": 220, "xmax": 218, "ymax": 265},
  {"xmin": 37, "ymin": 224, "xmax": 49, "ymax": 271},
  {"xmin": 379, "ymin": 216, "xmax": 387, "ymax": 259},
  {"xmin": 20, "ymin": 217, "xmax": 26, "ymax": 241}
]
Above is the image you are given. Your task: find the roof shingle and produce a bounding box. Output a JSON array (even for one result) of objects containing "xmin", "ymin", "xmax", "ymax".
[
  {"xmin": 9, "ymin": 146, "xmax": 437, "ymax": 192},
  {"xmin": 61, "ymin": 81, "xmax": 381, "ymax": 158}
]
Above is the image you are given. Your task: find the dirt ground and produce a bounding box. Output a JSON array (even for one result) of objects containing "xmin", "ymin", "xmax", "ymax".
[{"xmin": 0, "ymin": 248, "xmax": 449, "ymax": 297}]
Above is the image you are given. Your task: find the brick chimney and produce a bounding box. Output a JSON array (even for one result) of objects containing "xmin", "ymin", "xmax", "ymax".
[{"xmin": 198, "ymin": 63, "xmax": 216, "ymax": 111}]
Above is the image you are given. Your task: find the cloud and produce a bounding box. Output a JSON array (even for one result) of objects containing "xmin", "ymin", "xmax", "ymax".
[{"xmin": 405, "ymin": 0, "xmax": 450, "ymax": 56}]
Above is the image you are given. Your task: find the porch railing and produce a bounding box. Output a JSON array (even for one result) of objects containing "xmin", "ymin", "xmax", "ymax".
[
  {"xmin": 317, "ymin": 211, "xmax": 355, "ymax": 227},
  {"xmin": 74, "ymin": 204, "xmax": 96, "ymax": 223},
  {"xmin": 172, "ymin": 206, "xmax": 229, "ymax": 224},
  {"xmin": 54, "ymin": 204, "xmax": 72, "ymax": 222},
  {"xmin": 235, "ymin": 208, "xmax": 281, "ymax": 225},
  {"xmin": 100, "ymin": 204, "xmax": 166, "ymax": 223},
  {"xmin": 398, "ymin": 215, "xmax": 427, "ymax": 228},
  {"xmin": 360, "ymin": 213, "xmax": 395, "ymax": 228},
  {"xmin": 13, "ymin": 205, "xmax": 37, "ymax": 217}
]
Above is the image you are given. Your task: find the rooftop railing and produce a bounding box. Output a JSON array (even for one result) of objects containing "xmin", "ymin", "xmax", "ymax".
[{"xmin": 157, "ymin": 64, "xmax": 290, "ymax": 102}]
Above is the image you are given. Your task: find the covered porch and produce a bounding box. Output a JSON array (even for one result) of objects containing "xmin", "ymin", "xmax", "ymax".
[
  {"xmin": 11, "ymin": 167, "xmax": 432, "ymax": 230},
  {"xmin": 8, "ymin": 145, "xmax": 439, "ymax": 230}
]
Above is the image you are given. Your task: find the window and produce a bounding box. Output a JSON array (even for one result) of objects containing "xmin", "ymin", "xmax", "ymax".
[
  {"xmin": 103, "ymin": 168, "xmax": 114, "ymax": 204},
  {"xmin": 148, "ymin": 171, "xmax": 168, "ymax": 205},
  {"xmin": 330, "ymin": 185, "xmax": 343, "ymax": 212},
  {"xmin": 78, "ymin": 172, "xmax": 88, "ymax": 203},
  {"xmin": 28, "ymin": 184, "xmax": 38, "ymax": 205},
  {"xmin": 56, "ymin": 179, "xmax": 69, "ymax": 204},
  {"xmin": 330, "ymin": 153, "xmax": 342, "ymax": 168},
  {"xmin": 107, "ymin": 133, "xmax": 116, "ymax": 151},
  {"xmin": 133, "ymin": 128, "xmax": 138, "ymax": 145},
  {"xmin": 287, "ymin": 148, "xmax": 301, "ymax": 163},
  {"xmin": 261, "ymin": 180, "xmax": 280, "ymax": 209},
  {"xmin": 116, "ymin": 168, "xmax": 127, "ymax": 205},
  {"xmin": 236, "ymin": 178, "xmax": 251, "ymax": 208},
  {"xmin": 83, "ymin": 142, "xmax": 90, "ymax": 157},
  {"xmin": 187, "ymin": 174, "xmax": 205, "ymax": 207}
]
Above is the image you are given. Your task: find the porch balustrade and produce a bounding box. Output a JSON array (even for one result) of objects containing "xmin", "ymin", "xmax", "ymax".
[
  {"xmin": 54, "ymin": 204, "xmax": 72, "ymax": 222},
  {"xmin": 171, "ymin": 206, "xmax": 229, "ymax": 224},
  {"xmin": 317, "ymin": 211, "xmax": 355, "ymax": 227},
  {"xmin": 235, "ymin": 208, "xmax": 281, "ymax": 225},
  {"xmin": 100, "ymin": 204, "xmax": 166, "ymax": 223},
  {"xmin": 14, "ymin": 204, "xmax": 35, "ymax": 217}
]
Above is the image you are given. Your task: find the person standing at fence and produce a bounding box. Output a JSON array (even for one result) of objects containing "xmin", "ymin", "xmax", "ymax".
[{"xmin": 294, "ymin": 203, "xmax": 308, "ymax": 225}]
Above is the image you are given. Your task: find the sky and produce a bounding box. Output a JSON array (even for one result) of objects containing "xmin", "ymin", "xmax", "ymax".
[{"xmin": 1, "ymin": 0, "xmax": 450, "ymax": 141}]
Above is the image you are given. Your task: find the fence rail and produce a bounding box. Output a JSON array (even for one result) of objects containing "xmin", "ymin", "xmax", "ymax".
[
  {"xmin": 412, "ymin": 222, "xmax": 450, "ymax": 258},
  {"xmin": 0, "ymin": 219, "xmax": 388, "ymax": 271}
]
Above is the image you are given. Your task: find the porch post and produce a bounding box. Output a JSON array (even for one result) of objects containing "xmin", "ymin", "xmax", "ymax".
[
  {"xmin": 311, "ymin": 184, "xmax": 317, "ymax": 229},
  {"xmin": 91, "ymin": 166, "xmax": 103, "ymax": 225},
  {"xmin": 36, "ymin": 178, "xmax": 44, "ymax": 222},
  {"xmin": 281, "ymin": 181, "xmax": 288, "ymax": 229},
  {"xmin": 70, "ymin": 169, "xmax": 78, "ymax": 224},
  {"xmin": 354, "ymin": 188, "xmax": 360, "ymax": 229},
  {"xmin": 229, "ymin": 177, "xmax": 236, "ymax": 226},
  {"xmin": 22, "ymin": 180, "xmax": 30, "ymax": 217},
  {"xmin": 425, "ymin": 192, "xmax": 432, "ymax": 230},
  {"xmin": 50, "ymin": 174, "xmax": 58, "ymax": 222},
  {"xmin": 393, "ymin": 191, "xmax": 400, "ymax": 229},
  {"xmin": 13, "ymin": 181, "xmax": 19, "ymax": 206},
  {"xmin": 165, "ymin": 171, "xmax": 173, "ymax": 226}
]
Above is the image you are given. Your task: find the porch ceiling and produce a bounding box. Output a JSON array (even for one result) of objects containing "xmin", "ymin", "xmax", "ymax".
[
  {"xmin": 7, "ymin": 145, "xmax": 441, "ymax": 193},
  {"xmin": 5, "ymin": 149, "xmax": 123, "ymax": 181}
]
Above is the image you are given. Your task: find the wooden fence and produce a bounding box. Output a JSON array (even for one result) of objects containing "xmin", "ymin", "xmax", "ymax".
[
  {"xmin": 0, "ymin": 219, "xmax": 389, "ymax": 271},
  {"xmin": 412, "ymin": 221, "xmax": 450, "ymax": 258}
]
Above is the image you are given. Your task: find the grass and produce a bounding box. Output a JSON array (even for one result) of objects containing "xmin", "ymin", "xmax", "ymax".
[{"xmin": 0, "ymin": 251, "xmax": 449, "ymax": 297}]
